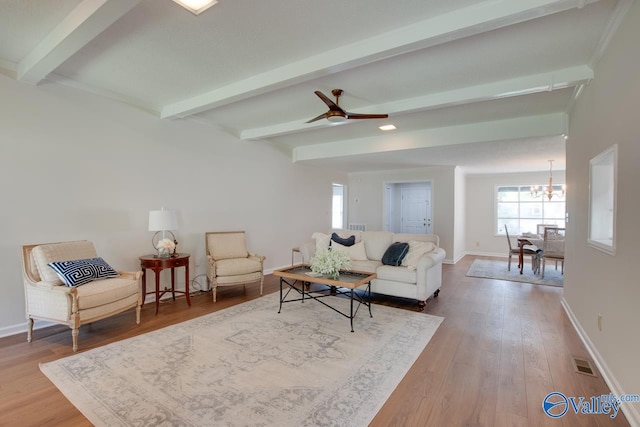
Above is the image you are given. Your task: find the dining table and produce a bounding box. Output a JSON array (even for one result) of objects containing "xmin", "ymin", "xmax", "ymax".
[{"xmin": 516, "ymin": 235, "xmax": 543, "ymax": 274}]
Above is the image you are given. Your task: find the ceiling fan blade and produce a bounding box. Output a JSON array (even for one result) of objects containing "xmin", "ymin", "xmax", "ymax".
[
  {"xmin": 314, "ymin": 91, "xmax": 344, "ymax": 113},
  {"xmin": 345, "ymin": 112, "xmax": 389, "ymax": 120},
  {"xmin": 305, "ymin": 112, "xmax": 329, "ymax": 123}
]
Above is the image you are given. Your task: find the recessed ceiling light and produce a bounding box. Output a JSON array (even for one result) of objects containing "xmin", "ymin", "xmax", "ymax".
[
  {"xmin": 173, "ymin": 0, "xmax": 218, "ymax": 15},
  {"xmin": 379, "ymin": 124, "xmax": 397, "ymax": 131}
]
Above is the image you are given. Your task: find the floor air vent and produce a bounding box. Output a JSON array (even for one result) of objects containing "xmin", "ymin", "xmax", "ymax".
[{"xmin": 572, "ymin": 356, "xmax": 597, "ymax": 377}]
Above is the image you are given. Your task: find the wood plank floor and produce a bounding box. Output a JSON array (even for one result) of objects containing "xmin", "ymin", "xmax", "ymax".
[{"xmin": 0, "ymin": 256, "xmax": 631, "ymax": 426}]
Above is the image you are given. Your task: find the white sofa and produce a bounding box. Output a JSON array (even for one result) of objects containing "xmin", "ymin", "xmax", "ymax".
[{"xmin": 299, "ymin": 229, "xmax": 446, "ymax": 310}]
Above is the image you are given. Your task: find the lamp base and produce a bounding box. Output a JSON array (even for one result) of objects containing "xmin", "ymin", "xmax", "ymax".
[
  {"xmin": 152, "ymin": 231, "xmax": 178, "ymax": 258},
  {"xmin": 156, "ymin": 248, "xmax": 173, "ymax": 258}
]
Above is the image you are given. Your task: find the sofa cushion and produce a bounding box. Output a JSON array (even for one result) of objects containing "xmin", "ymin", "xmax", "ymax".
[
  {"xmin": 48, "ymin": 257, "xmax": 119, "ymax": 287},
  {"xmin": 331, "ymin": 241, "xmax": 368, "ymax": 261},
  {"xmin": 331, "ymin": 229, "xmax": 362, "ymax": 243},
  {"xmin": 381, "ymin": 242, "xmax": 410, "ymax": 266},
  {"xmin": 32, "ymin": 241, "xmax": 98, "ymax": 284},
  {"xmin": 331, "ymin": 232, "xmax": 355, "ymax": 247},
  {"xmin": 312, "ymin": 232, "xmax": 331, "ymax": 253},
  {"xmin": 75, "ymin": 276, "xmax": 138, "ymax": 309},
  {"xmin": 349, "ymin": 259, "xmax": 381, "ymax": 274},
  {"xmin": 215, "ymin": 257, "xmax": 262, "ymax": 276},
  {"xmin": 376, "ymin": 265, "xmax": 417, "ymax": 284},
  {"xmin": 361, "ymin": 231, "xmax": 394, "ymax": 261},
  {"xmin": 401, "ymin": 241, "xmax": 437, "ymax": 268},
  {"xmin": 207, "ymin": 233, "xmax": 249, "ymax": 260}
]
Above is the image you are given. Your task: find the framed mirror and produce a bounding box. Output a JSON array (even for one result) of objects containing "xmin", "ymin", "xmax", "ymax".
[{"xmin": 588, "ymin": 144, "xmax": 617, "ymax": 255}]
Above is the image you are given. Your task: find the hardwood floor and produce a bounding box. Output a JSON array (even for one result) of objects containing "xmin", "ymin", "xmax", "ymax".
[{"xmin": 0, "ymin": 256, "xmax": 630, "ymax": 426}]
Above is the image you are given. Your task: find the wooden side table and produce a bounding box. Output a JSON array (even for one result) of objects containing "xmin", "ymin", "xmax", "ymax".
[{"xmin": 139, "ymin": 253, "xmax": 191, "ymax": 314}]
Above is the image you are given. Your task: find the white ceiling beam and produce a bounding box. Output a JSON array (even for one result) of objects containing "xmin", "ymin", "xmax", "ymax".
[
  {"xmin": 589, "ymin": 0, "xmax": 633, "ymax": 68},
  {"xmin": 241, "ymin": 66, "xmax": 592, "ymax": 140},
  {"xmin": 17, "ymin": 0, "xmax": 141, "ymax": 85},
  {"xmin": 161, "ymin": 0, "xmax": 597, "ymax": 119},
  {"xmin": 292, "ymin": 113, "xmax": 567, "ymax": 162}
]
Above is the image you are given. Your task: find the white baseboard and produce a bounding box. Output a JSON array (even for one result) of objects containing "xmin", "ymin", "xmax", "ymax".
[
  {"xmin": 0, "ymin": 291, "xmax": 189, "ymax": 340},
  {"xmin": 561, "ymin": 298, "xmax": 640, "ymax": 427},
  {"xmin": 264, "ymin": 265, "xmax": 288, "ymax": 275},
  {"xmin": 0, "ymin": 319, "xmax": 56, "ymax": 339},
  {"xmin": 464, "ymin": 250, "xmax": 508, "ymax": 258}
]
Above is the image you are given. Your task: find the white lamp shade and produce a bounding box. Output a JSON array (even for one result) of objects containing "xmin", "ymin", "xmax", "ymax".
[{"xmin": 148, "ymin": 210, "xmax": 178, "ymax": 232}]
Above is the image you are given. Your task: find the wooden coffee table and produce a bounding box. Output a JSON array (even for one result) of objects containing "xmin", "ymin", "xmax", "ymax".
[{"xmin": 273, "ymin": 264, "xmax": 376, "ymax": 332}]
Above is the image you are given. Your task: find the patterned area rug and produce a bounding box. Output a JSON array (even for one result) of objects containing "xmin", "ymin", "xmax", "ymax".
[
  {"xmin": 466, "ymin": 258, "xmax": 563, "ymax": 287},
  {"xmin": 40, "ymin": 292, "xmax": 443, "ymax": 427}
]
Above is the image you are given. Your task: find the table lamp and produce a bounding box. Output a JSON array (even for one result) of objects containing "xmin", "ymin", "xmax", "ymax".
[{"xmin": 148, "ymin": 208, "xmax": 178, "ymax": 258}]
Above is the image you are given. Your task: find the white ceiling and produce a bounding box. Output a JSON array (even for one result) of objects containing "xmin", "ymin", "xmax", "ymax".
[{"xmin": 0, "ymin": 0, "xmax": 632, "ymax": 173}]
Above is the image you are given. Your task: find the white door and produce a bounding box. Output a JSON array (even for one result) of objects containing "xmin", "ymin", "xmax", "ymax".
[{"xmin": 401, "ymin": 186, "xmax": 431, "ymax": 234}]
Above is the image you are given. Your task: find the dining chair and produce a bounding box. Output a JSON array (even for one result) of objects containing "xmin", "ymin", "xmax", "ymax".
[
  {"xmin": 505, "ymin": 225, "xmax": 538, "ymax": 272},
  {"xmin": 541, "ymin": 227, "xmax": 565, "ymax": 278},
  {"xmin": 536, "ymin": 224, "xmax": 558, "ymax": 236}
]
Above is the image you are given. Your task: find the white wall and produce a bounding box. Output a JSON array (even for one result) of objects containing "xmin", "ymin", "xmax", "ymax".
[
  {"xmin": 0, "ymin": 75, "xmax": 346, "ymax": 335},
  {"xmin": 347, "ymin": 167, "xmax": 455, "ymax": 262},
  {"xmin": 465, "ymin": 170, "xmax": 565, "ymax": 256},
  {"xmin": 453, "ymin": 166, "xmax": 466, "ymax": 262},
  {"xmin": 564, "ymin": 1, "xmax": 640, "ymax": 423}
]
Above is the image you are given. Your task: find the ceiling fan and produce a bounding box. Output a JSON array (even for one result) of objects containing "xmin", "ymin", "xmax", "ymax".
[{"xmin": 306, "ymin": 89, "xmax": 389, "ymax": 124}]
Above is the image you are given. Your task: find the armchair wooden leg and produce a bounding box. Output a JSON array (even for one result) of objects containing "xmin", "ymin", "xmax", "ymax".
[
  {"xmin": 136, "ymin": 303, "xmax": 141, "ymax": 325},
  {"xmin": 27, "ymin": 318, "xmax": 33, "ymax": 343},
  {"xmin": 260, "ymin": 276, "xmax": 264, "ymax": 296},
  {"xmin": 213, "ymin": 284, "xmax": 217, "ymax": 303},
  {"xmin": 71, "ymin": 328, "xmax": 79, "ymax": 352}
]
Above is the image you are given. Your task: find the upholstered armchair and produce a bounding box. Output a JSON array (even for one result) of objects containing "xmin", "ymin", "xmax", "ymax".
[
  {"xmin": 22, "ymin": 241, "xmax": 142, "ymax": 352},
  {"xmin": 205, "ymin": 231, "xmax": 265, "ymax": 302}
]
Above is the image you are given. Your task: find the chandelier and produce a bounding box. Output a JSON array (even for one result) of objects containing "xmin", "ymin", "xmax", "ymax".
[{"xmin": 531, "ymin": 160, "xmax": 566, "ymax": 200}]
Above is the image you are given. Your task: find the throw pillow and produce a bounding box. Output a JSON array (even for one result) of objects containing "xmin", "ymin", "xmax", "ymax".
[
  {"xmin": 381, "ymin": 242, "xmax": 410, "ymax": 266},
  {"xmin": 332, "ymin": 241, "xmax": 368, "ymax": 261},
  {"xmin": 312, "ymin": 232, "xmax": 331, "ymax": 254},
  {"xmin": 401, "ymin": 241, "xmax": 437, "ymax": 268},
  {"xmin": 331, "ymin": 232, "xmax": 355, "ymax": 247},
  {"xmin": 47, "ymin": 257, "xmax": 119, "ymax": 287}
]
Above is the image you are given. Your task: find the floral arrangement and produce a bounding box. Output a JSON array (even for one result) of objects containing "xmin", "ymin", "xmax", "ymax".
[
  {"xmin": 157, "ymin": 238, "xmax": 176, "ymax": 256},
  {"xmin": 310, "ymin": 249, "xmax": 351, "ymax": 278}
]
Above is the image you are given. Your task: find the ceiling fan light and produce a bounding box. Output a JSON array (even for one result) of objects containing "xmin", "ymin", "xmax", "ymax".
[
  {"xmin": 379, "ymin": 124, "xmax": 397, "ymax": 131},
  {"xmin": 327, "ymin": 115, "xmax": 347, "ymax": 124},
  {"xmin": 173, "ymin": 0, "xmax": 218, "ymax": 15}
]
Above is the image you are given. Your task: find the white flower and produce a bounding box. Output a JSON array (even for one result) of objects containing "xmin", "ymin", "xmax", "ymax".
[
  {"xmin": 157, "ymin": 238, "xmax": 176, "ymax": 251},
  {"xmin": 310, "ymin": 249, "xmax": 351, "ymax": 275}
]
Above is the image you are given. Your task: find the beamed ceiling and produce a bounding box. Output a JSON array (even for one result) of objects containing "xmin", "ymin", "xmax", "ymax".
[{"xmin": 0, "ymin": 0, "xmax": 633, "ymax": 173}]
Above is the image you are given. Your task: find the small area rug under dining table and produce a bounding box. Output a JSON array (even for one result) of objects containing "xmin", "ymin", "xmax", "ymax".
[
  {"xmin": 40, "ymin": 291, "xmax": 443, "ymax": 427},
  {"xmin": 466, "ymin": 258, "xmax": 563, "ymax": 287}
]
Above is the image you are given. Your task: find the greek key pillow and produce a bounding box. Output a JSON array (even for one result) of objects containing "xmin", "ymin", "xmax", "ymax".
[{"xmin": 48, "ymin": 257, "xmax": 119, "ymax": 287}]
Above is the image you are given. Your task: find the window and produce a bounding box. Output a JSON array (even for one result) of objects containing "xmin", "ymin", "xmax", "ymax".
[
  {"xmin": 496, "ymin": 185, "xmax": 565, "ymax": 235},
  {"xmin": 332, "ymin": 184, "xmax": 345, "ymax": 229}
]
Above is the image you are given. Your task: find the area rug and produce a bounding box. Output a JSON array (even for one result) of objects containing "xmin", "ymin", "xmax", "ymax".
[
  {"xmin": 466, "ymin": 258, "xmax": 563, "ymax": 287},
  {"xmin": 40, "ymin": 292, "xmax": 443, "ymax": 427}
]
